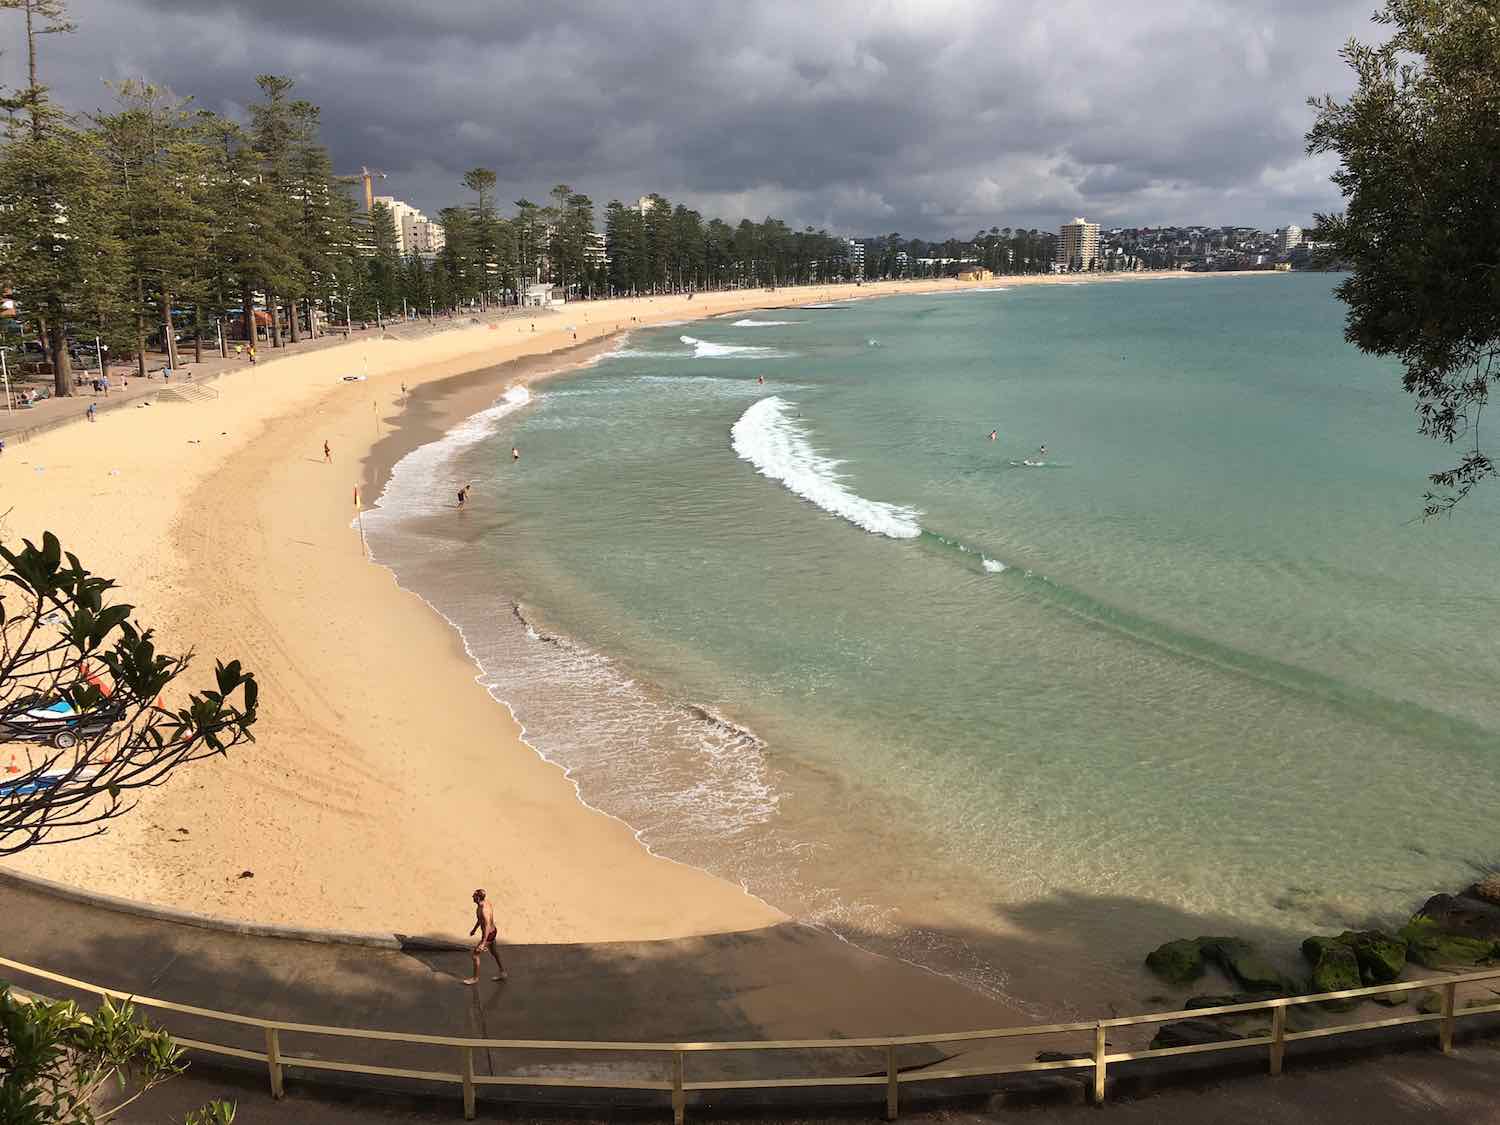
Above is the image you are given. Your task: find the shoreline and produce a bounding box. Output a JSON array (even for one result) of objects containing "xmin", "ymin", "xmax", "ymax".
[{"xmin": 2, "ymin": 269, "xmax": 1281, "ymax": 947}]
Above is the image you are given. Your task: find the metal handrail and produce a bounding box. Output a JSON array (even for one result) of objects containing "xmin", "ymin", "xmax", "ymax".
[{"xmin": 3, "ymin": 954, "xmax": 1497, "ymax": 1122}]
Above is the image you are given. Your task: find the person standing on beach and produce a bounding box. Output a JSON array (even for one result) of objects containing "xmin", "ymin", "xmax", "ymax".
[
  {"xmin": 87, "ymin": 403, "xmax": 96, "ymax": 423},
  {"xmin": 464, "ymin": 889, "xmax": 507, "ymax": 985},
  {"xmin": 457, "ymin": 484, "xmax": 469, "ymax": 508},
  {"xmin": 324, "ymin": 441, "xmax": 332, "ymax": 463}
]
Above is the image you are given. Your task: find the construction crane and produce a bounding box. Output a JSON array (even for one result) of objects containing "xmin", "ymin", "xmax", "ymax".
[{"xmin": 334, "ymin": 165, "xmax": 387, "ymax": 212}]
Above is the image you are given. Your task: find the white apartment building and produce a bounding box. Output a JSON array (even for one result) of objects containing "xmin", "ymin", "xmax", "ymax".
[
  {"xmin": 372, "ymin": 194, "xmax": 445, "ymax": 257},
  {"xmin": 1057, "ymin": 217, "xmax": 1101, "ymax": 270},
  {"xmin": 406, "ymin": 215, "xmax": 445, "ymax": 255},
  {"xmin": 846, "ymin": 238, "xmax": 865, "ymax": 276},
  {"xmin": 1276, "ymin": 224, "xmax": 1304, "ymax": 255},
  {"xmin": 584, "ymin": 230, "xmax": 608, "ymax": 267}
]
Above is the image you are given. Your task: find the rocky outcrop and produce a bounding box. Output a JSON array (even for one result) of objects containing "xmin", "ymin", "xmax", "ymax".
[
  {"xmin": 1145, "ymin": 938, "xmax": 1207, "ymax": 985},
  {"xmin": 1198, "ymin": 937, "xmax": 1301, "ymax": 994},
  {"xmin": 1300, "ymin": 937, "xmax": 1362, "ymax": 997},
  {"xmin": 1145, "ymin": 936, "xmax": 1300, "ymax": 994},
  {"xmin": 1471, "ymin": 875, "xmax": 1500, "ymax": 906},
  {"xmin": 1402, "ymin": 916, "xmax": 1500, "ymax": 969},
  {"xmin": 1336, "ymin": 930, "xmax": 1407, "ymax": 983},
  {"xmin": 1421, "ymin": 892, "xmax": 1500, "ymax": 940}
]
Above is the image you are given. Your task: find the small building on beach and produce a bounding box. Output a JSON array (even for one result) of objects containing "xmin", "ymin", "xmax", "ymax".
[
  {"xmin": 957, "ymin": 268, "xmax": 994, "ymax": 282},
  {"xmin": 524, "ymin": 283, "xmax": 565, "ymax": 307}
]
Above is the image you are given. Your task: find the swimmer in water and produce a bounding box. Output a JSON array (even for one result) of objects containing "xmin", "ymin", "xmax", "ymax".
[
  {"xmin": 512, "ymin": 447, "xmax": 520, "ymax": 463},
  {"xmin": 757, "ymin": 375, "xmax": 765, "ymax": 385},
  {"xmin": 1036, "ymin": 444, "xmax": 1047, "ymax": 461},
  {"xmin": 988, "ymin": 429, "xmax": 997, "ymax": 442}
]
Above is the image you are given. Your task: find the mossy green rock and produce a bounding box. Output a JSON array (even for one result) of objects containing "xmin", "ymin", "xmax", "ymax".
[
  {"xmin": 1336, "ymin": 930, "xmax": 1406, "ymax": 983},
  {"xmin": 1402, "ymin": 917, "xmax": 1500, "ymax": 968},
  {"xmin": 1145, "ymin": 938, "xmax": 1206, "ymax": 985},
  {"xmin": 1300, "ymin": 937, "xmax": 1361, "ymax": 994},
  {"xmin": 1200, "ymin": 937, "xmax": 1301, "ymax": 994}
]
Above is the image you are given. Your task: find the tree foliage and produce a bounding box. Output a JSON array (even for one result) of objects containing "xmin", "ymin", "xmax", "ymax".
[
  {"xmin": 0, "ymin": 984, "xmax": 234, "ymax": 1125},
  {"xmin": 1307, "ymin": 0, "xmax": 1500, "ymax": 515},
  {"xmin": 1, "ymin": 533, "xmax": 258, "ymax": 855}
]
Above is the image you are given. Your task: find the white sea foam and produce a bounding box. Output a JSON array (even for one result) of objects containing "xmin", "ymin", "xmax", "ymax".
[
  {"xmin": 362, "ymin": 384, "xmax": 534, "ymax": 521},
  {"xmin": 799, "ymin": 303, "xmax": 849, "ymax": 309},
  {"xmin": 732, "ymin": 318, "xmax": 800, "ymax": 327},
  {"xmin": 679, "ymin": 334, "xmax": 775, "ymax": 359},
  {"xmin": 730, "ymin": 397, "xmax": 921, "ymax": 540},
  {"xmin": 982, "ymin": 557, "xmax": 1007, "ymax": 573}
]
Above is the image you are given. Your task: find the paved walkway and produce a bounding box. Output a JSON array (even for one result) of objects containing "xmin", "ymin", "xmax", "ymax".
[
  {"xmin": 0, "ymin": 310, "xmax": 538, "ymax": 448},
  {"xmin": 4, "ymin": 877, "xmax": 1499, "ymax": 1120},
  {"xmin": 0, "ymin": 878, "xmax": 1011, "ymax": 1088}
]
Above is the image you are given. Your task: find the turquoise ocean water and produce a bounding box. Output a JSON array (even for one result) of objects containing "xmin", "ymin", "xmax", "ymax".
[{"xmin": 365, "ymin": 275, "xmax": 1500, "ymax": 1011}]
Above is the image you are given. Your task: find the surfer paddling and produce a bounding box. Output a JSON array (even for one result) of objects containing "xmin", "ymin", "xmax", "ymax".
[{"xmin": 464, "ymin": 889, "xmax": 507, "ymax": 984}]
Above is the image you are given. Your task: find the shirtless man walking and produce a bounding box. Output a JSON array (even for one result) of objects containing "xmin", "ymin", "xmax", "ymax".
[{"xmin": 464, "ymin": 889, "xmax": 507, "ymax": 985}]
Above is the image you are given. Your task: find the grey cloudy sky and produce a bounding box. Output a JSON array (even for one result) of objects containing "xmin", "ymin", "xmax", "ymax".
[{"xmin": 13, "ymin": 0, "xmax": 1373, "ymax": 238}]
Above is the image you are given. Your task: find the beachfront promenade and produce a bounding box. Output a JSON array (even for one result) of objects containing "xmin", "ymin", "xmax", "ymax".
[
  {"xmin": 5, "ymin": 872, "xmax": 1500, "ymax": 1123},
  {"xmin": 0, "ymin": 311, "xmax": 532, "ymax": 448}
]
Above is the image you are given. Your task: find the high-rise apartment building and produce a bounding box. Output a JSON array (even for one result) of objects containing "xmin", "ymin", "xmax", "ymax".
[
  {"xmin": 846, "ymin": 238, "xmax": 865, "ymax": 277},
  {"xmin": 1057, "ymin": 218, "xmax": 1100, "ymax": 270},
  {"xmin": 1276, "ymin": 225, "xmax": 1303, "ymax": 255},
  {"xmin": 373, "ymin": 194, "xmax": 444, "ymax": 257}
]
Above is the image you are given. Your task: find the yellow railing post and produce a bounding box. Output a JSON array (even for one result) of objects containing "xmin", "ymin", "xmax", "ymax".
[
  {"xmin": 1440, "ymin": 982, "xmax": 1457, "ymax": 1054},
  {"xmin": 461, "ymin": 1045, "xmax": 475, "ymax": 1120},
  {"xmin": 671, "ymin": 1049, "xmax": 686, "ymax": 1125},
  {"xmin": 263, "ymin": 1027, "xmax": 284, "ymax": 1099},
  {"xmin": 885, "ymin": 1044, "xmax": 899, "ymax": 1120},
  {"xmin": 1269, "ymin": 1005, "xmax": 1286, "ymax": 1076},
  {"xmin": 1092, "ymin": 1022, "xmax": 1107, "ymax": 1104}
]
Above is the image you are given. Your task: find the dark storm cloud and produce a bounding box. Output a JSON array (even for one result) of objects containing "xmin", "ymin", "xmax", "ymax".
[{"xmin": 14, "ymin": 0, "xmax": 1375, "ymax": 237}]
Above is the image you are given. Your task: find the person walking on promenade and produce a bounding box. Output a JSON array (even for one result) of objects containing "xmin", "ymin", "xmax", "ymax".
[
  {"xmin": 464, "ymin": 889, "xmax": 507, "ymax": 985},
  {"xmin": 248, "ymin": 345, "xmax": 257, "ymax": 365},
  {"xmin": 87, "ymin": 403, "xmax": 96, "ymax": 423}
]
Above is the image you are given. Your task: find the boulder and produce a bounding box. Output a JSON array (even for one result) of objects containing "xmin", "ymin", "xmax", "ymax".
[
  {"xmin": 1145, "ymin": 938, "xmax": 1207, "ymax": 985},
  {"xmin": 1149, "ymin": 1019, "xmax": 1242, "ymax": 1050},
  {"xmin": 1417, "ymin": 991, "xmax": 1443, "ymax": 1015},
  {"xmin": 1417, "ymin": 893, "xmax": 1500, "ymax": 941},
  {"xmin": 1335, "ymin": 930, "xmax": 1407, "ymax": 984},
  {"xmin": 1470, "ymin": 875, "xmax": 1500, "ymax": 906},
  {"xmin": 1371, "ymin": 990, "xmax": 1409, "ymax": 1007},
  {"xmin": 1300, "ymin": 937, "xmax": 1362, "ymax": 1001},
  {"xmin": 1402, "ymin": 917, "xmax": 1500, "ymax": 969},
  {"xmin": 1199, "ymin": 937, "xmax": 1301, "ymax": 995}
]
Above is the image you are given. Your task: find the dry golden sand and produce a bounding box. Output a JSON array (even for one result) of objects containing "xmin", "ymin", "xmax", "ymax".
[{"xmin": 1, "ymin": 272, "xmax": 1248, "ymax": 942}]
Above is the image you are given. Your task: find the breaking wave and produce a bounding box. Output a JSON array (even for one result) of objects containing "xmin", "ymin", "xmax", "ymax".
[
  {"xmin": 732, "ymin": 318, "xmax": 800, "ymax": 327},
  {"xmin": 680, "ymin": 334, "xmax": 776, "ymax": 359},
  {"xmin": 730, "ymin": 397, "xmax": 922, "ymax": 540}
]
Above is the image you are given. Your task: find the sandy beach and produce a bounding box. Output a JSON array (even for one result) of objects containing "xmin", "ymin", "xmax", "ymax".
[{"xmin": 1, "ymin": 271, "xmax": 1258, "ymax": 942}]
